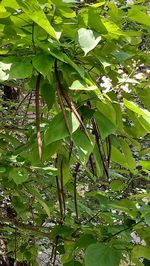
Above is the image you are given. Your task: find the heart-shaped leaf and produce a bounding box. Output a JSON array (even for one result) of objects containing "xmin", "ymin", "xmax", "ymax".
[{"xmin": 78, "ymin": 28, "xmax": 101, "ymax": 56}]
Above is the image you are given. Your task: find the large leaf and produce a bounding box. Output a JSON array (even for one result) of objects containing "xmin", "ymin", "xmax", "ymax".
[
  {"xmin": 1, "ymin": 57, "xmax": 33, "ymax": 79},
  {"xmin": 41, "ymin": 80, "xmax": 55, "ymax": 111},
  {"xmin": 85, "ymin": 243, "xmax": 121, "ymax": 266},
  {"xmin": 94, "ymin": 111, "xmax": 116, "ymax": 139},
  {"xmin": 124, "ymin": 99, "xmax": 150, "ymax": 121},
  {"xmin": 139, "ymin": 161, "xmax": 150, "ymax": 171},
  {"xmin": 119, "ymin": 139, "xmax": 136, "ymax": 172},
  {"xmin": 111, "ymin": 146, "xmax": 128, "ymax": 168},
  {"xmin": 110, "ymin": 199, "xmax": 137, "ymax": 218},
  {"xmin": 128, "ymin": 6, "xmax": 150, "ymax": 26},
  {"xmin": 101, "ymin": 19, "xmax": 123, "ymax": 38},
  {"xmin": 1, "ymin": 0, "xmax": 19, "ymax": 9},
  {"xmin": 44, "ymin": 111, "xmax": 80, "ymax": 145},
  {"xmin": 9, "ymin": 62, "xmax": 32, "ymax": 79},
  {"xmin": 132, "ymin": 246, "xmax": 150, "ymax": 260},
  {"xmin": 27, "ymin": 186, "xmax": 50, "ymax": 217},
  {"xmin": 9, "ymin": 168, "xmax": 29, "ymax": 185},
  {"xmin": 78, "ymin": 28, "xmax": 101, "ymax": 56},
  {"xmin": 16, "ymin": 0, "xmax": 58, "ymax": 39},
  {"xmin": 73, "ymin": 129, "xmax": 94, "ymax": 165},
  {"xmin": 32, "ymin": 53, "xmax": 54, "ymax": 77},
  {"xmin": 88, "ymin": 8, "xmax": 107, "ymax": 34},
  {"xmin": 69, "ymin": 80, "xmax": 97, "ymax": 91}
]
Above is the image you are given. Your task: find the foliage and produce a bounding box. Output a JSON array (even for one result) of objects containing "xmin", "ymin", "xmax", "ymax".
[{"xmin": 0, "ymin": 0, "xmax": 150, "ymax": 265}]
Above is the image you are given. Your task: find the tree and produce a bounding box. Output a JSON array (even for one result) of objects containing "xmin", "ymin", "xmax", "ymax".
[{"xmin": 0, "ymin": 0, "xmax": 150, "ymax": 265}]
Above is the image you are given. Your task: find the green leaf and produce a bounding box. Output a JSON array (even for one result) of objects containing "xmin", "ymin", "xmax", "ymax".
[
  {"xmin": 85, "ymin": 243, "xmax": 121, "ymax": 266},
  {"xmin": 73, "ymin": 129, "xmax": 94, "ymax": 165},
  {"xmin": 94, "ymin": 111, "xmax": 116, "ymax": 139},
  {"xmin": 112, "ymin": 51, "xmax": 134, "ymax": 62},
  {"xmin": 111, "ymin": 146, "xmax": 128, "ymax": 168},
  {"xmin": 57, "ymin": 155, "xmax": 71, "ymax": 185},
  {"xmin": 97, "ymin": 101, "xmax": 116, "ymax": 126},
  {"xmin": 136, "ymin": 88, "xmax": 150, "ymax": 111},
  {"xmin": 124, "ymin": 99, "xmax": 150, "ymax": 120},
  {"xmin": 58, "ymin": 7, "xmax": 76, "ymax": 18},
  {"xmin": 42, "ymin": 141, "xmax": 61, "ymax": 162},
  {"xmin": 9, "ymin": 62, "xmax": 32, "ymax": 79},
  {"xmin": 119, "ymin": 139, "xmax": 136, "ymax": 172},
  {"xmin": 93, "ymin": 143, "xmax": 103, "ymax": 177},
  {"xmin": 139, "ymin": 161, "xmax": 150, "ymax": 171},
  {"xmin": 16, "ymin": 0, "xmax": 58, "ymax": 39},
  {"xmin": 132, "ymin": 246, "xmax": 150, "ymax": 260},
  {"xmin": 88, "ymin": 8, "xmax": 107, "ymax": 34},
  {"xmin": 110, "ymin": 180, "xmax": 126, "ymax": 192},
  {"xmin": 41, "ymin": 80, "xmax": 55, "ymax": 110},
  {"xmin": 76, "ymin": 234, "xmax": 96, "ymax": 249},
  {"xmin": 32, "ymin": 53, "xmax": 54, "ymax": 77},
  {"xmin": 1, "ymin": 0, "xmax": 19, "ymax": 9},
  {"xmin": 0, "ymin": 6, "xmax": 10, "ymax": 18},
  {"xmin": 0, "ymin": 167, "xmax": 6, "ymax": 173},
  {"xmin": 78, "ymin": 28, "xmax": 101, "ymax": 56},
  {"xmin": 128, "ymin": 6, "xmax": 150, "ymax": 26},
  {"xmin": 110, "ymin": 199, "xmax": 137, "ymax": 218},
  {"xmin": 27, "ymin": 186, "xmax": 50, "ymax": 217},
  {"xmin": 89, "ymin": 2, "xmax": 105, "ymax": 8},
  {"xmin": 9, "ymin": 168, "xmax": 29, "ymax": 185},
  {"xmin": 69, "ymin": 80, "xmax": 97, "ymax": 91},
  {"xmin": 61, "ymin": 241, "xmax": 75, "ymax": 264},
  {"xmin": 101, "ymin": 19, "xmax": 123, "ymax": 38},
  {"xmin": 137, "ymin": 116, "xmax": 150, "ymax": 133},
  {"xmin": 44, "ymin": 111, "xmax": 79, "ymax": 145},
  {"xmin": 144, "ymin": 212, "xmax": 150, "ymax": 226}
]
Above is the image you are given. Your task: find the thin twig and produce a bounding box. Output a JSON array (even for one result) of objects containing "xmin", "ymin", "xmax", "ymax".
[
  {"xmin": 73, "ymin": 163, "xmax": 80, "ymax": 221},
  {"xmin": 69, "ymin": 139, "xmax": 73, "ymax": 160},
  {"xmin": 22, "ymin": 92, "xmax": 32, "ymax": 125},
  {"xmin": 52, "ymin": 236, "xmax": 58, "ymax": 266},
  {"xmin": 103, "ymin": 220, "xmax": 144, "ymax": 242},
  {"xmin": 56, "ymin": 176, "xmax": 64, "ymax": 223},
  {"xmin": 55, "ymin": 156, "xmax": 64, "ymax": 223},
  {"xmin": 89, "ymin": 154, "xmax": 95, "ymax": 176},
  {"xmin": 60, "ymin": 159, "xmax": 66, "ymax": 219},
  {"xmin": 14, "ymin": 226, "xmax": 17, "ymax": 263},
  {"xmin": 107, "ymin": 135, "xmax": 112, "ymax": 168},
  {"xmin": 15, "ymin": 93, "xmax": 30, "ymax": 115},
  {"xmin": 35, "ymin": 74, "xmax": 42, "ymax": 160}
]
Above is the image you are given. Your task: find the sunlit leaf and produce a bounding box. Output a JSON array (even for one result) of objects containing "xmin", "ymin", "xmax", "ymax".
[
  {"xmin": 16, "ymin": 0, "xmax": 58, "ymax": 39},
  {"xmin": 78, "ymin": 28, "xmax": 101, "ymax": 56},
  {"xmin": 44, "ymin": 111, "xmax": 80, "ymax": 145}
]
